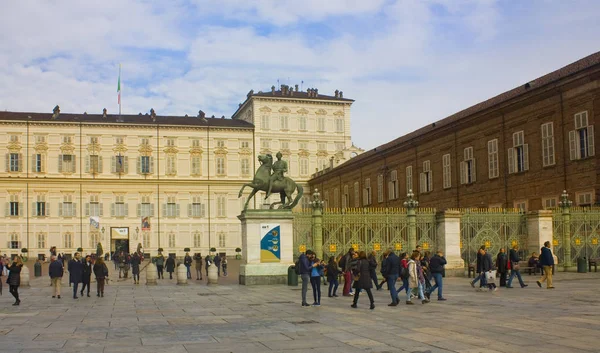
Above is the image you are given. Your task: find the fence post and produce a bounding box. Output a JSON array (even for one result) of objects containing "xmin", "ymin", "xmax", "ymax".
[
  {"xmin": 311, "ymin": 189, "xmax": 324, "ymax": 260},
  {"xmin": 404, "ymin": 190, "xmax": 418, "ymax": 251},
  {"xmin": 436, "ymin": 210, "xmax": 465, "ymax": 276},
  {"xmin": 526, "ymin": 210, "xmax": 554, "ymax": 263},
  {"xmin": 559, "ymin": 190, "xmax": 573, "ymax": 269}
]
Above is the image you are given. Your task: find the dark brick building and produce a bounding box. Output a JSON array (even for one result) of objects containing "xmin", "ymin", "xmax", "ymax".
[{"xmin": 309, "ymin": 51, "xmax": 600, "ymax": 211}]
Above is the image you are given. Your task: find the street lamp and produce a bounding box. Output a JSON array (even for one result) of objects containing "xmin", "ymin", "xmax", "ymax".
[
  {"xmin": 403, "ymin": 189, "xmax": 419, "ymax": 209},
  {"xmin": 101, "ymin": 226, "xmax": 105, "ymax": 242},
  {"xmin": 135, "ymin": 226, "xmax": 140, "ymax": 240},
  {"xmin": 559, "ymin": 190, "xmax": 573, "ymax": 209}
]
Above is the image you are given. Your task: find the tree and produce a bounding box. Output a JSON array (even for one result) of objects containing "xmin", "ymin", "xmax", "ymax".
[{"xmin": 96, "ymin": 243, "xmax": 103, "ymax": 257}]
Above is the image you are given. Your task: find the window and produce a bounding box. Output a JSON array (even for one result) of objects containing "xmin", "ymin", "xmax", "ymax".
[
  {"xmin": 334, "ymin": 188, "xmax": 339, "ymax": 208},
  {"xmin": 165, "ymin": 154, "xmax": 177, "ymax": 175},
  {"xmin": 377, "ymin": 174, "xmax": 384, "ymax": 203},
  {"xmin": 281, "ymin": 141, "xmax": 289, "ymax": 150},
  {"xmin": 280, "ymin": 115, "xmax": 289, "ymax": 130},
  {"xmin": 116, "ymin": 137, "xmax": 124, "ymax": 145},
  {"xmin": 261, "ymin": 139, "xmax": 271, "ymax": 150},
  {"xmin": 218, "ymin": 232, "xmax": 226, "ymax": 248},
  {"xmin": 10, "ymin": 135, "xmax": 19, "ymax": 143},
  {"xmin": 317, "ymin": 158, "xmax": 327, "ymax": 170},
  {"xmin": 241, "ymin": 158, "xmax": 250, "ymax": 175},
  {"xmin": 141, "ymin": 137, "xmax": 149, "ymax": 145},
  {"xmin": 191, "ymin": 155, "xmax": 202, "ymax": 176},
  {"xmin": 8, "ymin": 194, "xmax": 20, "ymax": 217},
  {"xmin": 300, "ymin": 158, "xmax": 309, "ymax": 176},
  {"xmin": 90, "ymin": 136, "xmax": 99, "ymax": 144},
  {"xmin": 60, "ymin": 194, "xmax": 76, "ymax": 217},
  {"xmin": 143, "ymin": 232, "xmax": 151, "ymax": 248},
  {"xmin": 460, "ymin": 147, "xmax": 477, "ymax": 185},
  {"xmin": 34, "ymin": 194, "xmax": 49, "ymax": 217},
  {"xmin": 35, "ymin": 135, "xmax": 45, "ymax": 144},
  {"xmin": 8, "ymin": 153, "xmax": 22, "ymax": 172},
  {"xmin": 86, "ymin": 155, "xmax": 102, "ymax": 174},
  {"xmin": 111, "ymin": 195, "xmax": 128, "ymax": 217},
  {"xmin": 164, "ymin": 196, "xmax": 179, "ymax": 218},
  {"xmin": 168, "ymin": 233, "xmax": 176, "ymax": 248},
  {"xmin": 9, "ymin": 233, "xmax": 19, "ymax": 249},
  {"xmin": 419, "ymin": 160, "xmax": 433, "ymax": 193},
  {"xmin": 389, "ymin": 170, "xmax": 398, "ymax": 200},
  {"xmin": 241, "ymin": 141, "xmax": 249, "ymax": 149},
  {"xmin": 37, "ymin": 233, "xmax": 46, "ymax": 249},
  {"xmin": 216, "ymin": 140, "xmax": 225, "ymax": 148},
  {"xmin": 87, "ymin": 194, "xmax": 103, "ymax": 217},
  {"xmin": 63, "ymin": 136, "xmax": 72, "ymax": 144},
  {"xmin": 317, "ymin": 117, "xmax": 325, "ymax": 132},
  {"xmin": 442, "ymin": 154, "xmax": 451, "ymax": 189},
  {"xmin": 299, "ymin": 116, "xmax": 307, "ymax": 131},
  {"xmin": 299, "ymin": 141, "xmax": 308, "ymax": 150},
  {"xmin": 138, "ymin": 195, "xmax": 153, "ymax": 217},
  {"xmin": 192, "ymin": 139, "xmax": 201, "ymax": 148},
  {"xmin": 89, "ymin": 232, "xmax": 100, "ymax": 248},
  {"xmin": 261, "ymin": 115, "xmax": 270, "ymax": 130},
  {"xmin": 58, "ymin": 154, "xmax": 76, "ymax": 173},
  {"xmin": 216, "ymin": 156, "xmax": 226, "ymax": 175},
  {"xmin": 354, "ymin": 182, "xmax": 360, "ymax": 207},
  {"xmin": 63, "ymin": 232, "xmax": 73, "ymax": 248},
  {"xmin": 32, "ymin": 153, "xmax": 45, "ymax": 173},
  {"xmin": 514, "ymin": 200, "xmax": 527, "ymax": 212},
  {"xmin": 217, "ymin": 195, "xmax": 226, "ymax": 217},
  {"xmin": 112, "ymin": 155, "xmax": 128, "ymax": 174},
  {"xmin": 570, "ymin": 111, "xmax": 595, "ymax": 160},
  {"xmin": 488, "ymin": 139, "xmax": 499, "ymax": 179},
  {"xmin": 335, "ymin": 119, "xmax": 344, "ymax": 132},
  {"xmin": 364, "ymin": 178, "xmax": 372, "ymax": 206},
  {"xmin": 166, "ymin": 138, "xmax": 175, "ymax": 147},
  {"xmin": 317, "ymin": 142, "xmax": 327, "ymax": 151},
  {"xmin": 189, "ymin": 195, "xmax": 206, "ymax": 218},
  {"xmin": 406, "ymin": 166, "xmax": 413, "ymax": 193},
  {"xmin": 541, "ymin": 122, "xmax": 555, "ymax": 166},
  {"xmin": 139, "ymin": 156, "xmax": 153, "ymax": 174},
  {"xmin": 543, "ymin": 197, "xmax": 557, "ymax": 210},
  {"xmin": 342, "ymin": 185, "xmax": 349, "ymax": 209},
  {"xmin": 577, "ymin": 192, "xmax": 594, "ymax": 207},
  {"xmin": 194, "ymin": 232, "xmax": 202, "ymax": 248},
  {"xmin": 508, "ymin": 131, "xmax": 529, "ymax": 174}
]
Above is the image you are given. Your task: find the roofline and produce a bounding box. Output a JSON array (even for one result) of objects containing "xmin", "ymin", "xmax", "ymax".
[{"xmin": 231, "ymin": 94, "xmax": 354, "ymax": 119}]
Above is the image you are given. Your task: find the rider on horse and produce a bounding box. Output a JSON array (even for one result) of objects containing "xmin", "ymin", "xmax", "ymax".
[{"xmin": 266, "ymin": 152, "xmax": 288, "ymax": 199}]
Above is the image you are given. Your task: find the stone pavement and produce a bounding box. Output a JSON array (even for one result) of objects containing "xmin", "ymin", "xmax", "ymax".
[{"xmin": 1, "ymin": 268, "xmax": 600, "ymax": 353}]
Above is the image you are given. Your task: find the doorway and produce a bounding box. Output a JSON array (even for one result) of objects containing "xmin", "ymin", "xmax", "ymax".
[{"xmin": 112, "ymin": 239, "xmax": 130, "ymax": 254}]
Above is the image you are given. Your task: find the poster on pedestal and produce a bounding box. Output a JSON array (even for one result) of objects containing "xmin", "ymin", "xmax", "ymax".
[{"xmin": 260, "ymin": 223, "xmax": 281, "ymax": 263}]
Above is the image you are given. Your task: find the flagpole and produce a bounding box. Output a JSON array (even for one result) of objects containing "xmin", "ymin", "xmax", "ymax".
[{"xmin": 118, "ymin": 64, "xmax": 122, "ymax": 116}]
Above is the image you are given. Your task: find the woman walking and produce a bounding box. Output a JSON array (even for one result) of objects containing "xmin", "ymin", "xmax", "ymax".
[
  {"xmin": 351, "ymin": 251, "xmax": 375, "ymax": 310},
  {"xmin": 406, "ymin": 251, "xmax": 429, "ymax": 305},
  {"xmin": 165, "ymin": 255, "xmax": 176, "ymax": 280},
  {"xmin": 326, "ymin": 256, "xmax": 340, "ymax": 297},
  {"xmin": 131, "ymin": 252, "xmax": 141, "ymax": 284},
  {"xmin": 93, "ymin": 258, "xmax": 109, "ymax": 297},
  {"xmin": 310, "ymin": 256, "xmax": 324, "ymax": 306},
  {"xmin": 7, "ymin": 257, "xmax": 23, "ymax": 305},
  {"xmin": 378, "ymin": 251, "xmax": 389, "ymax": 290},
  {"xmin": 496, "ymin": 248, "xmax": 508, "ymax": 287},
  {"xmin": 368, "ymin": 251, "xmax": 381, "ymax": 290},
  {"xmin": 397, "ymin": 252, "xmax": 410, "ymax": 295}
]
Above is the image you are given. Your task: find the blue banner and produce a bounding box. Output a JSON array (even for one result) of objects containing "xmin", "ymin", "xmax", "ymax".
[{"xmin": 260, "ymin": 224, "xmax": 281, "ymax": 263}]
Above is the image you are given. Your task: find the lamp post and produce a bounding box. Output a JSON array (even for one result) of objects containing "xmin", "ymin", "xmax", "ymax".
[
  {"xmin": 311, "ymin": 189, "xmax": 324, "ymax": 260},
  {"xmin": 559, "ymin": 190, "xmax": 573, "ymax": 269},
  {"xmin": 404, "ymin": 189, "xmax": 419, "ymax": 251},
  {"xmin": 101, "ymin": 226, "xmax": 105, "ymax": 241},
  {"xmin": 135, "ymin": 226, "xmax": 140, "ymax": 240}
]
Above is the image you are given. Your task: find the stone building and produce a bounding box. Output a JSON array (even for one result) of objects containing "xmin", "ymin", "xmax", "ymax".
[
  {"xmin": 309, "ymin": 51, "xmax": 600, "ymax": 212},
  {"xmin": 0, "ymin": 87, "xmax": 358, "ymax": 259}
]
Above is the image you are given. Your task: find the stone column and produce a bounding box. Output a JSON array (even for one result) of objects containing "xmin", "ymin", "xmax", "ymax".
[
  {"xmin": 404, "ymin": 190, "xmax": 419, "ymax": 251},
  {"xmin": 526, "ymin": 209, "xmax": 554, "ymax": 261},
  {"xmin": 20, "ymin": 265, "xmax": 30, "ymax": 287},
  {"xmin": 176, "ymin": 264, "xmax": 188, "ymax": 285},
  {"xmin": 311, "ymin": 189, "xmax": 324, "ymax": 260},
  {"xmin": 558, "ymin": 190, "xmax": 574, "ymax": 270},
  {"xmin": 436, "ymin": 210, "xmax": 465, "ymax": 276},
  {"xmin": 145, "ymin": 262, "xmax": 157, "ymax": 285}
]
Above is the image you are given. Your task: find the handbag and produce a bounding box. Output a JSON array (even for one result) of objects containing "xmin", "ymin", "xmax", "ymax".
[
  {"xmin": 512, "ymin": 262, "xmax": 520, "ymax": 271},
  {"xmin": 485, "ymin": 270, "xmax": 496, "ymax": 282}
]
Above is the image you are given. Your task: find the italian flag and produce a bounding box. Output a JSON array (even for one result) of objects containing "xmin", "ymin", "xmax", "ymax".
[{"xmin": 117, "ymin": 64, "xmax": 121, "ymax": 104}]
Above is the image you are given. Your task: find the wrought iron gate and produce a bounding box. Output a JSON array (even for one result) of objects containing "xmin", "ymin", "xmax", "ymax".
[
  {"xmin": 292, "ymin": 210, "xmax": 312, "ymax": 259},
  {"xmin": 553, "ymin": 207, "xmax": 600, "ymax": 264}
]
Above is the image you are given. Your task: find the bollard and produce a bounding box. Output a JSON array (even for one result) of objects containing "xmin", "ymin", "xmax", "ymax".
[
  {"xmin": 207, "ymin": 264, "xmax": 218, "ymax": 285},
  {"xmin": 146, "ymin": 262, "xmax": 158, "ymax": 285},
  {"xmin": 20, "ymin": 265, "xmax": 30, "ymax": 287},
  {"xmin": 34, "ymin": 261, "xmax": 42, "ymax": 277},
  {"xmin": 176, "ymin": 264, "xmax": 188, "ymax": 285}
]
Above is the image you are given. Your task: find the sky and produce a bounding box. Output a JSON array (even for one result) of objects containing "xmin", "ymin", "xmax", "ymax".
[{"xmin": 1, "ymin": 0, "xmax": 599, "ymax": 150}]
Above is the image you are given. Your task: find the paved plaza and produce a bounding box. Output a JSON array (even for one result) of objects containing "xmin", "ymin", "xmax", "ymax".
[{"xmin": 1, "ymin": 264, "xmax": 600, "ymax": 353}]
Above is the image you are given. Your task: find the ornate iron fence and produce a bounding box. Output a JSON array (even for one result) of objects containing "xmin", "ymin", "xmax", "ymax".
[
  {"xmin": 553, "ymin": 207, "xmax": 600, "ymax": 264},
  {"xmin": 456, "ymin": 208, "xmax": 527, "ymax": 265},
  {"xmin": 292, "ymin": 209, "xmax": 313, "ymax": 259},
  {"xmin": 416, "ymin": 208, "xmax": 438, "ymax": 253}
]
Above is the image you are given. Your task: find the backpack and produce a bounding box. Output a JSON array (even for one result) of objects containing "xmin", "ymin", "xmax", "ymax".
[
  {"xmin": 294, "ymin": 259, "xmax": 301, "ymax": 275},
  {"xmin": 400, "ymin": 266, "xmax": 409, "ymax": 280}
]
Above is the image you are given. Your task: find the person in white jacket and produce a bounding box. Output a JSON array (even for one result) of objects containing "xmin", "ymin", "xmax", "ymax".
[{"xmin": 406, "ymin": 251, "xmax": 429, "ymax": 305}]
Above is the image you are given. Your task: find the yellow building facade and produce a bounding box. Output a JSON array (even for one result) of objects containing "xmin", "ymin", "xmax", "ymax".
[{"xmin": 1, "ymin": 86, "xmax": 358, "ymax": 259}]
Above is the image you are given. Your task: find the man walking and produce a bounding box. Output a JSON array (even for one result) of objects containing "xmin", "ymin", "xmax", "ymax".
[
  {"xmin": 213, "ymin": 254, "xmax": 221, "ymax": 277},
  {"xmin": 340, "ymin": 248, "xmax": 356, "ymax": 296},
  {"xmin": 507, "ymin": 244, "xmax": 528, "ymax": 288},
  {"xmin": 68, "ymin": 252, "xmax": 83, "ymax": 299},
  {"xmin": 298, "ymin": 250, "xmax": 313, "ymax": 307},
  {"xmin": 384, "ymin": 248, "xmax": 400, "ymax": 306},
  {"xmin": 184, "ymin": 252, "xmax": 193, "ymax": 279},
  {"xmin": 204, "ymin": 254, "xmax": 212, "ymax": 277},
  {"xmin": 470, "ymin": 246, "xmax": 487, "ymax": 289},
  {"xmin": 537, "ymin": 241, "xmax": 555, "ymax": 289},
  {"xmin": 49, "ymin": 255, "xmax": 63, "ymax": 299},
  {"xmin": 80, "ymin": 255, "xmax": 92, "ymax": 297},
  {"xmin": 426, "ymin": 250, "xmax": 447, "ymax": 301}
]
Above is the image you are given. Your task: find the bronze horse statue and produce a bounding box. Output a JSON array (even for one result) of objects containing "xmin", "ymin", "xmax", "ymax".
[{"xmin": 238, "ymin": 154, "xmax": 303, "ymax": 210}]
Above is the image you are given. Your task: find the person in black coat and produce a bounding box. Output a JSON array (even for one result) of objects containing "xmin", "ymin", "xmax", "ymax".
[
  {"xmin": 131, "ymin": 252, "xmax": 141, "ymax": 284},
  {"xmin": 384, "ymin": 249, "xmax": 400, "ymax": 306},
  {"xmin": 351, "ymin": 251, "xmax": 375, "ymax": 310},
  {"xmin": 184, "ymin": 252, "xmax": 193, "ymax": 279},
  {"xmin": 367, "ymin": 251, "xmax": 380, "ymax": 290},
  {"xmin": 426, "ymin": 250, "xmax": 447, "ymax": 301},
  {"xmin": 507, "ymin": 245, "xmax": 527, "ymax": 288},
  {"xmin": 165, "ymin": 255, "xmax": 176, "ymax": 279},
  {"xmin": 80, "ymin": 255, "xmax": 93, "ymax": 297},
  {"xmin": 68, "ymin": 252, "xmax": 84, "ymax": 299},
  {"xmin": 481, "ymin": 249, "xmax": 496, "ymax": 291},
  {"xmin": 213, "ymin": 254, "xmax": 221, "ymax": 277},
  {"xmin": 93, "ymin": 258, "xmax": 109, "ymax": 297},
  {"xmin": 7, "ymin": 257, "xmax": 23, "ymax": 305},
  {"xmin": 49, "ymin": 255, "xmax": 64, "ymax": 298},
  {"xmin": 470, "ymin": 246, "xmax": 487, "ymax": 288},
  {"xmin": 326, "ymin": 256, "xmax": 340, "ymax": 297},
  {"xmin": 496, "ymin": 248, "xmax": 508, "ymax": 287}
]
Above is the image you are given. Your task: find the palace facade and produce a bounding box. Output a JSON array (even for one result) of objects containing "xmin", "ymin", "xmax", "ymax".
[
  {"xmin": 309, "ymin": 52, "xmax": 600, "ymax": 212},
  {"xmin": 0, "ymin": 86, "xmax": 359, "ymax": 259}
]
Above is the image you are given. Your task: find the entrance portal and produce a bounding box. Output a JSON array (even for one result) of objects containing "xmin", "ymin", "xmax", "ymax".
[{"xmin": 112, "ymin": 239, "xmax": 130, "ymax": 254}]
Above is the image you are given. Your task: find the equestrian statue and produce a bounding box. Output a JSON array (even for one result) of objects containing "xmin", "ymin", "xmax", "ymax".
[{"xmin": 238, "ymin": 152, "xmax": 303, "ymax": 210}]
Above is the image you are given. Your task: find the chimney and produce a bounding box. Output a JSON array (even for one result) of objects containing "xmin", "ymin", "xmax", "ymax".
[
  {"xmin": 102, "ymin": 108, "xmax": 107, "ymax": 118},
  {"xmin": 295, "ymin": 84, "xmax": 299, "ymax": 92},
  {"xmin": 339, "ymin": 91, "xmax": 343, "ymax": 98},
  {"xmin": 271, "ymin": 85, "xmax": 276, "ymax": 95},
  {"xmin": 334, "ymin": 89, "xmax": 339, "ymax": 98}
]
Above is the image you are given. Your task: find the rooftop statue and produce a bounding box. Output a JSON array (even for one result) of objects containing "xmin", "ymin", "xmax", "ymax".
[{"xmin": 238, "ymin": 153, "xmax": 303, "ymax": 210}]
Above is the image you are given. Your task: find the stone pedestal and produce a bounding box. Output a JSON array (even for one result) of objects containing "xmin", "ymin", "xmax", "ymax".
[
  {"xmin": 207, "ymin": 264, "xmax": 218, "ymax": 285},
  {"xmin": 238, "ymin": 209, "xmax": 294, "ymax": 285},
  {"xmin": 145, "ymin": 263, "xmax": 157, "ymax": 285},
  {"xmin": 176, "ymin": 264, "xmax": 188, "ymax": 285},
  {"xmin": 436, "ymin": 211, "xmax": 465, "ymax": 276},
  {"xmin": 20, "ymin": 265, "xmax": 30, "ymax": 287}
]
